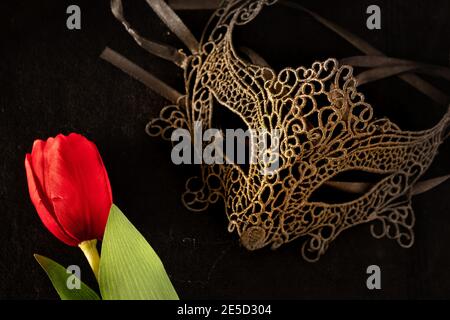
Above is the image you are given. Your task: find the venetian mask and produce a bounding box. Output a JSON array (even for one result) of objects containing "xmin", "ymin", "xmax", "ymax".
[{"xmin": 105, "ymin": 0, "xmax": 450, "ymax": 261}]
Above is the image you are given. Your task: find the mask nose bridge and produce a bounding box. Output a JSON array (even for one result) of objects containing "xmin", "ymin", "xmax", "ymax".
[{"xmin": 238, "ymin": 168, "xmax": 292, "ymax": 234}]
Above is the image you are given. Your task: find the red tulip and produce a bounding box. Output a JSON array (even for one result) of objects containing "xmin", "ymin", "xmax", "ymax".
[{"xmin": 25, "ymin": 133, "xmax": 113, "ymax": 247}]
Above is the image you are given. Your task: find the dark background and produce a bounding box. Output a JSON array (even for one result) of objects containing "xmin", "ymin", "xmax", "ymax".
[{"xmin": 1, "ymin": 0, "xmax": 449, "ymax": 299}]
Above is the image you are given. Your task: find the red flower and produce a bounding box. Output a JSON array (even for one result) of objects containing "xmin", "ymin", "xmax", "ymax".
[{"xmin": 25, "ymin": 133, "xmax": 113, "ymax": 246}]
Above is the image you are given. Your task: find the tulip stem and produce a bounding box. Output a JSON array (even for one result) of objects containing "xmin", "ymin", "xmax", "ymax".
[{"xmin": 79, "ymin": 239, "xmax": 100, "ymax": 281}]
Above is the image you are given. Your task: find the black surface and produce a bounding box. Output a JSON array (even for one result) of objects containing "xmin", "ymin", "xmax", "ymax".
[{"xmin": 1, "ymin": 0, "xmax": 449, "ymax": 299}]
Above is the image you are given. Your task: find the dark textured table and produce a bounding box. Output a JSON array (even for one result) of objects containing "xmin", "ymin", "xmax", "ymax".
[{"xmin": 1, "ymin": 0, "xmax": 449, "ymax": 299}]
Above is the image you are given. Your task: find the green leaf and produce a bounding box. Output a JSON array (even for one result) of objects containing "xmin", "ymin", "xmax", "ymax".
[
  {"xmin": 99, "ymin": 204, "xmax": 179, "ymax": 300},
  {"xmin": 34, "ymin": 254, "xmax": 101, "ymax": 300}
]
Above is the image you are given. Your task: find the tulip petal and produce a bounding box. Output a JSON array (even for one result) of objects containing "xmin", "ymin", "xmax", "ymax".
[
  {"xmin": 30, "ymin": 140, "xmax": 50, "ymax": 196},
  {"xmin": 45, "ymin": 134, "xmax": 112, "ymax": 242},
  {"xmin": 25, "ymin": 154, "xmax": 79, "ymax": 246}
]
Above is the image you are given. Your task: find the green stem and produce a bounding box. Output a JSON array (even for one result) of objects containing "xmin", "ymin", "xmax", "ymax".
[{"xmin": 79, "ymin": 239, "xmax": 100, "ymax": 281}]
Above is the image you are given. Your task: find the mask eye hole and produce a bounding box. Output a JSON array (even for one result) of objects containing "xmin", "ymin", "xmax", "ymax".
[
  {"xmin": 308, "ymin": 170, "xmax": 389, "ymax": 204},
  {"xmin": 211, "ymin": 101, "xmax": 252, "ymax": 174}
]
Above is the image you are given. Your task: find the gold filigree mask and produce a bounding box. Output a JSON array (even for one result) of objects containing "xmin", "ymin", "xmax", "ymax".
[{"xmin": 103, "ymin": 0, "xmax": 450, "ymax": 261}]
